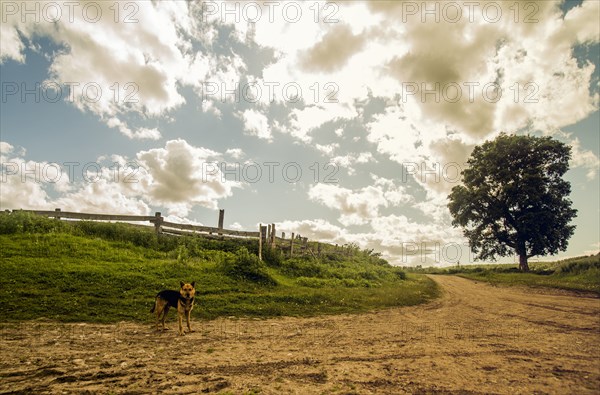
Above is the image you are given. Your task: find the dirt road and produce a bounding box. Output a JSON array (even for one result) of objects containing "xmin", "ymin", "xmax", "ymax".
[{"xmin": 1, "ymin": 276, "xmax": 599, "ymax": 394}]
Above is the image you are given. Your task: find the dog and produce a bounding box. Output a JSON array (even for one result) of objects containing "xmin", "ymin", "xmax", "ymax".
[{"xmin": 150, "ymin": 281, "xmax": 196, "ymax": 335}]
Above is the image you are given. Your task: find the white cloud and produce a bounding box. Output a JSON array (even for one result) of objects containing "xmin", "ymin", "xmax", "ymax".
[
  {"xmin": 569, "ymin": 137, "xmax": 600, "ymax": 180},
  {"xmin": 4, "ymin": 0, "xmax": 597, "ymax": 149},
  {"xmin": 331, "ymin": 152, "xmax": 376, "ymax": 175},
  {"xmin": 0, "ymin": 146, "xmax": 72, "ymax": 210},
  {"xmin": 163, "ymin": 215, "xmax": 204, "ymax": 226},
  {"xmin": 371, "ymin": 174, "xmax": 412, "ymax": 206},
  {"xmin": 1, "ymin": 1, "xmax": 246, "ymax": 140},
  {"xmin": 201, "ymin": 100, "xmax": 222, "ymax": 118},
  {"xmin": 315, "ymin": 143, "xmax": 339, "ymax": 156},
  {"xmin": 136, "ymin": 139, "xmax": 241, "ymax": 216},
  {"xmin": 0, "ymin": 21, "xmax": 25, "ymax": 63},
  {"xmin": 229, "ymin": 222, "xmax": 243, "ymax": 231},
  {"xmin": 0, "ymin": 141, "xmax": 15, "ymax": 156},
  {"xmin": 365, "ymin": 213, "xmax": 465, "ymax": 266},
  {"xmin": 276, "ymin": 219, "xmax": 348, "ymax": 244},
  {"xmin": 276, "ymin": 214, "xmax": 464, "ymax": 266},
  {"xmin": 226, "ymin": 148, "xmax": 245, "ymax": 160},
  {"xmin": 308, "ymin": 177, "xmax": 412, "ymax": 226},
  {"xmin": 242, "ymin": 0, "xmax": 599, "ymax": 161},
  {"xmin": 298, "ymin": 23, "xmax": 366, "ymax": 73},
  {"xmin": 238, "ymin": 109, "xmax": 272, "ymax": 141},
  {"xmin": 0, "ymin": 159, "xmax": 53, "ymax": 211},
  {"xmin": 555, "ymin": 0, "xmax": 600, "ymax": 45},
  {"xmin": 55, "ymin": 179, "xmax": 151, "ymax": 215},
  {"xmin": 0, "ymin": 139, "xmax": 241, "ymax": 217},
  {"xmin": 107, "ymin": 118, "xmax": 162, "ymax": 140},
  {"xmin": 309, "ymin": 183, "xmax": 387, "ymax": 226}
]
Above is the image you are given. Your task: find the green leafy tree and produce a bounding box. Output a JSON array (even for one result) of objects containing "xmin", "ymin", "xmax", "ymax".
[{"xmin": 448, "ymin": 133, "xmax": 577, "ymax": 271}]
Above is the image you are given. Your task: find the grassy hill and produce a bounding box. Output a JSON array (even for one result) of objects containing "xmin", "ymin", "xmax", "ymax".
[
  {"xmin": 0, "ymin": 211, "xmax": 439, "ymax": 323},
  {"xmin": 405, "ymin": 256, "xmax": 600, "ymax": 294}
]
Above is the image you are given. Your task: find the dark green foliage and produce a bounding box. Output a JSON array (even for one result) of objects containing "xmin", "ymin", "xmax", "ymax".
[
  {"xmin": 262, "ymin": 246, "xmax": 284, "ymax": 267},
  {"xmin": 281, "ymin": 257, "xmax": 326, "ymax": 277},
  {"xmin": 219, "ymin": 247, "xmax": 277, "ymax": 285},
  {"xmin": 448, "ymin": 133, "xmax": 577, "ymax": 271},
  {"xmin": 280, "ymin": 255, "xmax": 405, "ymax": 286},
  {"xmin": 555, "ymin": 255, "xmax": 600, "ymax": 275},
  {"xmin": 74, "ymin": 221, "xmax": 158, "ymax": 249},
  {"xmin": 393, "ymin": 267, "xmax": 407, "ymax": 280},
  {"xmin": 0, "ymin": 211, "xmax": 68, "ymax": 234}
]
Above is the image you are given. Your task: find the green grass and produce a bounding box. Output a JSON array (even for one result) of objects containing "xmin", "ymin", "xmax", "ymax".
[
  {"xmin": 405, "ymin": 255, "xmax": 600, "ymax": 294},
  {"xmin": 0, "ymin": 212, "xmax": 439, "ymax": 323},
  {"xmin": 457, "ymin": 270, "xmax": 600, "ymax": 293}
]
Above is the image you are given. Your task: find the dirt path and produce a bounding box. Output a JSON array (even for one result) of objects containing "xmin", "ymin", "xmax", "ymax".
[{"xmin": 1, "ymin": 276, "xmax": 599, "ymax": 394}]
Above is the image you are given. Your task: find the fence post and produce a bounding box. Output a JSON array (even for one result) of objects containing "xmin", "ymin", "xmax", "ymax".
[
  {"xmin": 290, "ymin": 232, "xmax": 294, "ymax": 257},
  {"xmin": 270, "ymin": 223, "xmax": 276, "ymax": 248},
  {"xmin": 154, "ymin": 212, "xmax": 163, "ymax": 235},
  {"xmin": 258, "ymin": 224, "xmax": 263, "ymax": 261},
  {"xmin": 218, "ymin": 209, "xmax": 224, "ymax": 235},
  {"xmin": 54, "ymin": 208, "xmax": 61, "ymax": 220},
  {"xmin": 261, "ymin": 226, "xmax": 268, "ymax": 242}
]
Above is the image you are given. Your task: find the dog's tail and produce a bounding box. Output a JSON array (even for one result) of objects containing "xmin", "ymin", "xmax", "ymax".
[{"xmin": 150, "ymin": 293, "xmax": 162, "ymax": 313}]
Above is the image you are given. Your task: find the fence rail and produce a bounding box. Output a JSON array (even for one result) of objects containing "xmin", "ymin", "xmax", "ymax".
[
  {"xmin": 161, "ymin": 220, "xmax": 260, "ymax": 238},
  {"xmin": 5, "ymin": 208, "xmax": 347, "ymax": 260},
  {"xmin": 28, "ymin": 210, "xmax": 157, "ymax": 222}
]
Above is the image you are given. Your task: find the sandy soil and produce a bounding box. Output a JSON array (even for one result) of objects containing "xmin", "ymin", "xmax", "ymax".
[{"xmin": 1, "ymin": 275, "xmax": 599, "ymax": 394}]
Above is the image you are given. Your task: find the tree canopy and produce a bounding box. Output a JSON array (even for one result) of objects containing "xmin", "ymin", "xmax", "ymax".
[{"xmin": 448, "ymin": 133, "xmax": 577, "ymax": 271}]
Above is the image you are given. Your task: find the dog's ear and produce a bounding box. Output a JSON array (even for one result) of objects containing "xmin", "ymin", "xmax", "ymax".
[
  {"xmin": 191, "ymin": 281, "xmax": 196, "ymax": 288},
  {"xmin": 180, "ymin": 281, "xmax": 185, "ymax": 288}
]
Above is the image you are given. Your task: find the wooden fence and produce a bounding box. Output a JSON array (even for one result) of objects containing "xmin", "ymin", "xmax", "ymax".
[{"xmin": 7, "ymin": 208, "xmax": 349, "ymax": 260}]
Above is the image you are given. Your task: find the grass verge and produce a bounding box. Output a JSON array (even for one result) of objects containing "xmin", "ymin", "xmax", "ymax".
[{"xmin": 457, "ymin": 270, "xmax": 600, "ymax": 294}]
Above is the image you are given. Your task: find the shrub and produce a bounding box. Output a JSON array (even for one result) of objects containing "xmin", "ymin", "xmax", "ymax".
[
  {"xmin": 393, "ymin": 267, "xmax": 407, "ymax": 280},
  {"xmin": 280, "ymin": 258, "xmax": 325, "ymax": 278},
  {"xmin": 262, "ymin": 246, "xmax": 284, "ymax": 267},
  {"xmin": 219, "ymin": 247, "xmax": 277, "ymax": 285},
  {"xmin": 175, "ymin": 244, "xmax": 190, "ymax": 264},
  {"xmin": 555, "ymin": 256, "xmax": 600, "ymax": 275},
  {"xmin": 357, "ymin": 270, "xmax": 374, "ymax": 280},
  {"xmin": 296, "ymin": 277, "xmax": 374, "ymax": 288},
  {"xmin": 73, "ymin": 221, "xmax": 157, "ymax": 249},
  {"xmin": 0, "ymin": 211, "xmax": 68, "ymax": 234},
  {"xmin": 296, "ymin": 277, "xmax": 334, "ymax": 288}
]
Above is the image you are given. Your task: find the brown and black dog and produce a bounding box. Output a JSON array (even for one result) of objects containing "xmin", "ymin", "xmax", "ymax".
[{"xmin": 150, "ymin": 281, "xmax": 196, "ymax": 335}]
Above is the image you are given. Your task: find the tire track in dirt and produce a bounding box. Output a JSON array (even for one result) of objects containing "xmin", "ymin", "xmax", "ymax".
[{"xmin": 1, "ymin": 275, "xmax": 599, "ymax": 394}]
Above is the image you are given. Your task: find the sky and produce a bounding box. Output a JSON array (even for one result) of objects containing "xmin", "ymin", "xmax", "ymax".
[{"xmin": 0, "ymin": 0, "xmax": 598, "ymax": 266}]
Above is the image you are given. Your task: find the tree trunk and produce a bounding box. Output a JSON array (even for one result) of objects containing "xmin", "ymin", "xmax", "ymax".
[{"xmin": 519, "ymin": 253, "xmax": 530, "ymax": 272}]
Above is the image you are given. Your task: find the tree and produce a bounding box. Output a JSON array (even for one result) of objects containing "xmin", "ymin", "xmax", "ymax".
[{"xmin": 448, "ymin": 133, "xmax": 577, "ymax": 271}]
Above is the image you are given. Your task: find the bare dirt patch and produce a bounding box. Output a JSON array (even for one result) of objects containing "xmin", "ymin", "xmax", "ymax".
[{"xmin": 1, "ymin": 276, "xmax": 599, "ymax": 394}]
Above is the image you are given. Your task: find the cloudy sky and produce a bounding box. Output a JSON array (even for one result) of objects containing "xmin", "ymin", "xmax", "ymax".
[{"xmin": 1, "ymin": 0, "xmax": 598, "ymax": 265}]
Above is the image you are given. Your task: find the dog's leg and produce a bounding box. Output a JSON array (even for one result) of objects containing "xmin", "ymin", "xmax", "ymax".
[
  {"xmin": 178, "ymin": 311, "xmax": 184, "ymax": 336},
  {"xmin": 161, "ymin": 304, "xmax": 170, "ymax": 331},
  {"xmin": 154, "ymin": 298, "xmax": 162, "ymax": 331},
  {"xmin": 177, "ymin": 301, "xmax": 185, "ymax": 335},
  {"xmin": 186, "ymin": 309, "xmax": 193, "ymax": 333}
]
